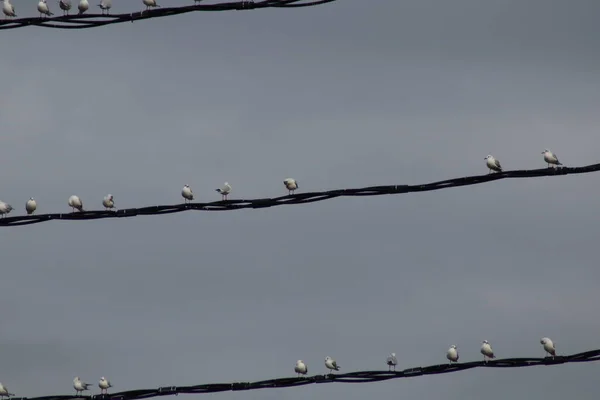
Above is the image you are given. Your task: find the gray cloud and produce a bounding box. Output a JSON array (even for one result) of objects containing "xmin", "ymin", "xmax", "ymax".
[{"xmin": 0, "ymin": 1, "xmax": 599, "ymax": 399}]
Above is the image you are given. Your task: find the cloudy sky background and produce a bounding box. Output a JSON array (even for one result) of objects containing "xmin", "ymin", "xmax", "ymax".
[{"xmin": 1, "ymin": 0, "xmax": 600, "ymax": 399}]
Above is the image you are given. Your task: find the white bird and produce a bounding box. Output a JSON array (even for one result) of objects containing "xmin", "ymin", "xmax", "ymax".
[
  {"xmin": 102, "ymin": 194, "xmax": 115, "ymax": 210},
  {"xmin": 283, "ymin": 178, "xmax": 298, "ymax": 195},
  {"xmin": 215, "ymin": 182, "xmax": 232, "ymax": 201},
  {"xmin": 73, "ymin": 377, "xmax": 92, "ymax": 396},
  {"xmin": 446, "ymin": 345, "xmax": 459, "ymax": 364},
  {"xmin": 77, "ymin": 0, "xmax": 88, "ymax": 14},
  {"xmin": 2, "ymin": 0, "xmax": 17, "ymax": 17},
  {"xmin": 386, "ymin": 352, "xmax": 398, "ymax": 371},
  {"xmin": 25, "ymin": 198, "xmax": 37, "ymax": 215},
  {"xmin": 0, "ymin": 383, "xmax": 14, "ymax": 398},
  {"xmin": 97, "ymin": 0, "xmax": 111, "ymax": 14},
  {"xmin": 0, "ymin": 201, "xmax": 13, "ymax": 218},
  {"xmin": 540, "ymin": 337, "xmax": 556, "ymax": 358},
  {"xmin": 68, "ymin": 195, "xmax": 84, "ymax": 212},
  {"xmin": 484, "ymin": 154, "xmax": 502, "ymax": 173},
  {"xmin": 142, "ymin": 0, "xmax": 159, "ymax": 11},
  {"xmin": 294, "ymin": 360, "xmax": 307, "ymax": 377},
  {"xmin": 480, "ymin": 340, "xmax": 496, "ymax": 362},
  {"xmin": 59, "ymin": 0, "xmax": 72, "ymax": 15},
  {"xmin": 98, "ymin": 377, "xmax": 112, "ymax": 394},
  {"xmin": 37, "ymin": 0, "xmax": 54, "ymax": 17},
  {"xmin": 324, "ymin": 356, "xmax": 340, "ymax": 373},
  {"xmin": 182, "ymin": 184, "xmax": 194, "ymax": 203},
  {"xmin": 542, "ymin": 149, "xmax": 562, "ymax": 168}
]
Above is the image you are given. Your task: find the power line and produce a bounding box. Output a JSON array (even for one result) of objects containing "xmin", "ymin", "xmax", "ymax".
[
  {"xmin": 7, "ymin": 348, "xmax": 600, "ymax": 400},
  {"xmin": 1, "ymin": 162, "xmax": 599, "ymax": 227},
  {"xmin": 0, "ymin": 0, "xmax": 337, "ymax": 30}
]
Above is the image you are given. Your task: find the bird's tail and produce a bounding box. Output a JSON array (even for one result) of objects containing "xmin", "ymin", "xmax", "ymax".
[
  {"xmin": 335, "ymin": 365, "xmax": 340, "ymax": 370},
  {"xmin": 490, "ymin": 353, "xmax": 496, "ymax": 359},
  {"xmin": 215, "ymin": 188, "xmax": 222, "ymax": 193},
  {"xmin": 49, "ymin": 11, "xmax": 54, "ymax": 15},
  {"xmin": 8, "ymin": 393, "xmax": 14, "ymax": 396}
]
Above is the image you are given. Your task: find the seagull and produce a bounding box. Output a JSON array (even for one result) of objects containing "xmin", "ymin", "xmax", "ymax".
[
  {"xmin": 294, "ymin": 360, "xmax": 307, "ymax": 377},
  {"xmin": 59, "ymin": 0, "xmax": 72, "ymax": 15},
  {"xmin": 216, "ymin": 182, "xmax": 232, "ymax": 201},
  {"xmin": 25, "ymin": 198, "xmax": 37, "ymax": 215},
  {"xmin": 542, "ymin": 149, "xmax": 562, "ymax": 168},
  {"xmin": 142, "ymin": 0, "xmax": 159, "ymax": 11},
  {"xmin": 386, "ymin": 352, "xmax": 398, "ymax": 371},
  {"xmin": 77, "ymin": 0, "xmax": 88, "ymax": 14},
  {"xmin": 284, "ymin": 178, "xmax": 298, "ymax": 195},
  {"xmin": 182, "ymin": 184, "xmax": 194, "ymax": 203},
  {"xmin": 97, "ymin": 0, "xmax": 111, "ymax": 14},
  {"xmin": 98, "ymin": 377, "xmax": 112, "ymax": 394},
  {"xmin": 2, "ymin": 0, "xmax": 17, "ymax": 17},
  {"xmin": 0, "ymin": 201, "xmax": 13, "ymax": 218},
  {"xmin": 0, "ymin": 383, "xmax": 14, "ymax": 398},
  {"xmin": 446, "ymin": 345, "xmax": 459, "ymax": 364},
  {"xmin": 484, "ymin": 154, "xmax": 502, "ymax": 174},
  {"xmin": 102, "ymin": 194, "xmax": 115, "ymax": 211},
  {"xmin": 73, "ymin": 377, "xmax": 92, "ymax": 396},
  {"xmin": 68, "ymin": 195, "xmax": 84, "ymax": 212},
  {"xmin": 324, "ymin": 356, "xmax": 340, "ymax": 373},
  {"xmin": 480, "ymin": 340, "xmax": 496, "ymax": 362},
  {"xmin": 540, "ymin": 337, "xmax": 556, "ymax": 358},
  {"xmin": 38, "ymin": 0, "xmax": 54, "ymax": 17}
]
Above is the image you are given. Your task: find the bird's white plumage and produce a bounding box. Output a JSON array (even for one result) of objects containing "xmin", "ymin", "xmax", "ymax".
[
  {"xmin": 542, "ymin": 149, "xmax": 562, "ymax": 167},
  {"xmin": 484, "ymin": 155, "xmax": 502, "ymax": 173},
  {"xmin": 181, "ymin": 185, "xmax": 194, "ymax": 202},
  {"xmin": 2, "ymin": 0, "xmax": 17, "ymax": 17},
  {"xmin": 77, "ymin": 0, "xmax": 89, "ymax": 14},
  {"xmin": 386, "ymin": 353, "xmax": 398, "ymax": 370},
  {"xmin": 284, "ymin": 178, "xmax": 298, "ymax": 194},
  {"xmin": 294, "ymin": 360, "xmax": 307, "ymax": 375},
  {"xmin": 37, "ymin": 0, "xmax": 53, "ymax": 16},
  {"xmin": 98, "ymin": 0, "xmax": 111, "ymax": 13},
  {"xmin": 446, "ymin": 345, "xmax": 459, "ymax": 362},
  {"xmin": 540, "ymin": 337, "xmax": 556, "ymax": 356},
  {"xmin": 102, "ymin": 194, "xmax": 115, "ymax": 210},
  {"xmin": 216, "ymin": 182, "xmax": 232, "ymax": 199},
  {"xmin": 480, "ymin": 340, "xmax": 495, "ymax": 360},
  {"xmin": 0, "ymin": 201, "xmax": 13, "ymax": 217},
  {"xmin": 26, "ymin": 198, "xmax": 37, "ymax": 215},
  {"xmin": 98, "ymin": 377, "xmax": 112, "ymax": 393},
  {"xmin": 68, "ymin": 195, "xmax": 84, "ymax": 212},
  {"xmin": 143, "ymin": 0, "xmax": 159, "ymax": 9},
  {"xmin": 73, "ymin": 377, "xmax": 91, "ymax": 394},
  {"xmin": 324, "ymin": 356, "xmax": 340, "ymax": 372},
  {"xmin": 0, "ymin": 382, "xmax": 14, "ymax": 397}
]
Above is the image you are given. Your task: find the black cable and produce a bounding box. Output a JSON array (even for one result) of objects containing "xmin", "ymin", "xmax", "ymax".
[
  {"xmin": 1, "ymin": 163, "xmax": 599, "ymax": 227},
  {"xmin": 0, "ymin": 0, "xmax": 336, "ymax": 30},
  {"xmin": 7, "ymin": 348, "xmax": 600, "ymax": 400}
]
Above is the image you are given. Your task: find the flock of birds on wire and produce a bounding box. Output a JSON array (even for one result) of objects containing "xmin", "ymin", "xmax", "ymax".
[
  {"xmin": 1, "ymin": 0, "xmax": 203, "ymax": 18},
  {"xmin": 0, "ymin": 149, "xmax": 566, "ymax": 218},
  {"xmin": 0, "ymin": 338, "xmax": 560, "ymax": 397}
]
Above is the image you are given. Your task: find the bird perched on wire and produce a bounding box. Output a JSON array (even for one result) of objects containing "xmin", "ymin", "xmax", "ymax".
[
  {"xmin": 181, "ymin": 184, "xmax": 194, "ymax": 203},
  {"xmin": 59, "ymin": 0, "xmax": 71, "ymax": 15},
  {"xmin": 216, "ymin": 182, "xmax": 232, "ymax": 201},
  {"xmin": 77, "ymin": 0, "xmax": 88, "ymax": 14},
  {"xmin": 484, "ymin": 154, "xmax": 502, "ymax": 174},
  {"xmin": 0, "ymin": 201, "xmax": 13, "ymax": 218},
  {"xmin": 324, "ymin": 356, "xmax": 340, "ymax": 373},
  {"xmin": 37, "ymin": 0, "xmax": 54, "ymax": 17},
  {"xmin": 25, "ymin": 198, "xmax": 37, "ymax": 215},
  {"xmin": 446, "ymin": 345, "xmax": 459, "ymax": 364},
  {"xmin": 2, "ymin": 0, "xmax": 17, "ymax": 17},
  {"xmin": 542, "ymin": 149, "xmax": 562, "ymax": 168},
  {"xmin": 97, "ymin": 0, "xmax": 111, "ymax": 15},
  {"xmin": 142, "ymin": 0, "xmax": 160, "ymax": 11},
  {"xmin": 540, "ymin": 337, "xmax": 556, "ymax": 358},
  {"xmin": 0, "ymin": 382, "xmax": 15, "ymax": 398},
  {"xmin": 102, "ymin": 194, "xmax": 115, "ymax": 211},
  {"xmin": 480, "ymin": 340, "xmax": 496, "ymax": 362},
  {"xmin": 73, "ymin": 377, "xmax": 92, "ymax": 396},
  {"xmin": 283, "ymin": 178, "xmax": 298, "ymax": 195},
  {"xmin": 68, "ymin": 195, "xmax": 84, "ymax": 212},
  {"xmin": 386, "ymin": 353, "xmax": 397, "ymax": 371},
  {"xmin": 294, "ymin": 360, "xmax": 307, "ymax": 377},
  {"xmin": 98, "ymin": 377, "xmax": 112, "ymax": 394}
]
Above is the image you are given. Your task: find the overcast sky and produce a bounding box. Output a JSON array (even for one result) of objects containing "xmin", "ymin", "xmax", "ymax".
[{"xmin": 1, "ymin": 0, "xmax": 599, "ymax": 399}]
